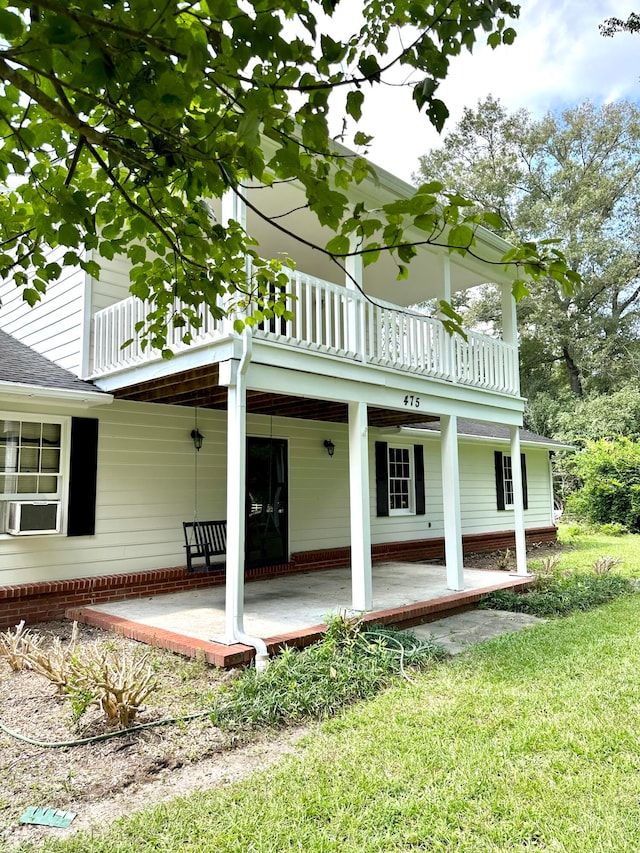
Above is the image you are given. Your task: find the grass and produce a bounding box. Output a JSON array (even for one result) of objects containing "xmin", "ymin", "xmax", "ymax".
[
  {"xmin": 549, "ymin": 524, "xmax": 640, "ymax": 575},
  {"xmin": 14, "ymin": 530, "xmax": 640, "ymax": 852},
  {"xmin": 22, "ymin": 590, "xmax": 640, "ymax": 852}
]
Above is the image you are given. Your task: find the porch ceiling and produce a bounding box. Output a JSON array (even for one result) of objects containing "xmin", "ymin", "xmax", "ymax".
[{"xmin": 112, "ymin": 363, "xmax": 434, "ymax": 427}]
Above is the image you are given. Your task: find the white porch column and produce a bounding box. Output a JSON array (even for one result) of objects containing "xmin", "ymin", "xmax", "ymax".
[
  {"xmin": 345, "ymin": 240, "xmax": 364, "ymax": 356},
  {"xmin": 501, "ymin": 282, "xmax": 517, "ymax": 345},
  {"xmin": 224, "ymin": 380, "xmax": 248, "ymax": 641},
  {"xmin": 441, "ymin": 254, "xmax": 452, "ymax": 305},
  {"xmin": 441, "ymin": 413, "xmax": 464, "ymax": 591},
  {"xmin": 510, "ymin": 425, "xmax": 528, "ymax": 575},
  {"xmin": 221, "ymin": 189, "xmax": 248, "ymax": 332},
  {"xmin": 439, "ymin": 255, "xmax": 454, "ymax": 380},
  {"xmin": 501, "ymin": 283, "xmax": 520, "ymax": 396},
  {"xmin": 221, "ymin": 186, "xmax": 247, "ymax": 230},
  {"xmin": 348, "ymin": 400, "xmax": 373, "ymax": 611}
]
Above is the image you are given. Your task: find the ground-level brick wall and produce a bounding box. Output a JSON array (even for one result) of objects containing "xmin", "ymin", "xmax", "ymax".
[{"xmin": 0, "ymin": 526, "xmax": 556, "ymax": 628}]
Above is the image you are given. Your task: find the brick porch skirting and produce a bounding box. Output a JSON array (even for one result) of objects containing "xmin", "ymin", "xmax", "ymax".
[{"xmin": 0, "ymin": 526, "xmax": 557, "ymax": 629}]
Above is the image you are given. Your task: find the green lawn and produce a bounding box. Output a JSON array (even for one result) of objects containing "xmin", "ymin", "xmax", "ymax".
[
  {"xmin": 29, "ymin": 581, "xmax": 640, "ymax": 852},
  {"xmin": 548, "ymin": 525, "xmax": 640, "ymax": 575}
]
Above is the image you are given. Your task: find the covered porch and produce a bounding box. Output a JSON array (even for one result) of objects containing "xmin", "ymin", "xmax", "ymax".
[
  {"xmin": 68, "ymin": 561, "xmax": 534, "ymax": 668},
  {"xmin": 86, "ymin": 328, "xmax": 532, "ymax": 663}
]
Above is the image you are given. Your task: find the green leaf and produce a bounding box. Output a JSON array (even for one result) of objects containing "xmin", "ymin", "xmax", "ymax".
[
  {"xmin": 325, "ymin": 234, "xmax": 351, "ymax": 256},
  {"xmin": 0, "ymin": 9, "xmax": 24, "ymax": 39},
  {"xmin": 346, "ymin": 90, "xmax": 365, "ymax": 122},
  {"xmin": 357, "ymin": 55, "xmax": 381, "ymax": 81},
  {"xmin": 448, "ymin": 224, "xmax": 474, "ymax": 250}
]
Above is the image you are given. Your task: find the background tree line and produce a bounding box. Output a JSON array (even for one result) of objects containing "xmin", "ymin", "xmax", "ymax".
[
  {"xmin": 417, "ymin": 96, "xmax": 640, "ymax": 443},
  {"xmin": 417, "ymin": 95, "xmax": 640, "ymax": 528}
]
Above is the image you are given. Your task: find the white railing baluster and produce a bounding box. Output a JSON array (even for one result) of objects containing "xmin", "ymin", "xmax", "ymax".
[{"xmin": 91, "ymin": 269, "xmax": 519, "ymax": 396}]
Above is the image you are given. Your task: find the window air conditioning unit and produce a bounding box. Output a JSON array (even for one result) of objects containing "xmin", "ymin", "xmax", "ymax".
[{"xmin": 7, "ymin": 501, "xmax": 61, "ymax": 535}]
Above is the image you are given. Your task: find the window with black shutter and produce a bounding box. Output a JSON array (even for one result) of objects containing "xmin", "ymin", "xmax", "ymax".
[
  {"xmin": 495, "ymin": 451, "xmax": 528, "ymax": 511},
  {"xmin": 375, "ymin": 441, "xmax": 426, "ymax": 517}
]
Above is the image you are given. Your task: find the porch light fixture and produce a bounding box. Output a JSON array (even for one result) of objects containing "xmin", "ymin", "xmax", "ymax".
[
  {"xmin": 191, "ymin": 428, "xmax": 204, "ymax": 451},
  {"xmin": 323, "ymin": 439, "xmax": 335, "ymax": 458}
]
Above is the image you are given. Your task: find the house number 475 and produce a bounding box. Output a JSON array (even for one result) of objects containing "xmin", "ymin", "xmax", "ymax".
[{"xmin": 403, "ymin": 395, "xmax": 420, "ymax": 408}]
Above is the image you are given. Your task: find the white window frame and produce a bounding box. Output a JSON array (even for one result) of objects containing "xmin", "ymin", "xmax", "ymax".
[
  {"xmin": 502, "ymin": 453, "xmax": 515, "ymax": 509},
  {"xmin": 388, "ymin": 445, "xmax": 414, "ymax": 516},
  {"xmin": 0, "ymin": 412, "xmax": 70, "ymax": 536}
]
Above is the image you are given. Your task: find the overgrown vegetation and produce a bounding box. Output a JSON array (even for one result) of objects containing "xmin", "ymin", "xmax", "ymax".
[
  {"xmin": 480, "ymin": 550, "xmax": 634, "ymax": 617},
  {"xmin": 0, "ymin": 616, "xmax": 445, "ymax": 738},
  {"xmin": 563, "ymin": 438, "xmax": 640, "ymax": 531},
  {"xmin": 210, "ymin": 616, "xmax": 447, "ymax": 731},
  {"xmin": 24, "ymin": 595, "xmax": 640, "ymax": 853}
]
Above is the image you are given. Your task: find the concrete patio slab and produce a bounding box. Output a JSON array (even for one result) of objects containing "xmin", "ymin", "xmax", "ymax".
[{"xmin": 68, "ymin": 562, "xmax": 534, "ymax": 667}]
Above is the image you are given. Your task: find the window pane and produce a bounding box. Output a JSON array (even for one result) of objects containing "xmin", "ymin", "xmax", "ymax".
[
  {"xmin": 21, "ymin": 422, "xmax": 41, "ymax": 443},
  {"xmin": 38, "ymin": 475, "xmax": 59, "ymax": 494},
  {"xmin": 388, "ymin": 446, "xmax": 412, "ymax": 512},
  {"xmin": 17, "ymin": 475, "xmax": 38, "ymax": 493},
  {"xmin": 19, "ymin": 447, "xmax": 39, "ymax": 472},
  {"xmin": 41, "ymin": 449, "xmax": 60, "ymax": 473},
  {"xmin": 42, "ymin": 423, "xmax": 61, "ymax": 447},
  {"xmin": 0, "ymin": 457, "xmax": 17, "ymax": 474},
  {"xmin": 0, "ymin": 420, "xmax": 19, "ymax": 443},
  {"xmin": 503, "ymin": 455, "xmax": 514, "ymax": 506},
  {"xmin": 0, "ymin": 420, "xmax": 63, "ymax": 498}
]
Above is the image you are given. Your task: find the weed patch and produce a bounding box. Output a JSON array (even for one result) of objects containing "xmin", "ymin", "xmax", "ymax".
[
  {"xmin": 480, "ymin": 571, "xmax": 633, "ymax": 617},
  {"xmin": 209, "ymin": 617, "xmax": 446, "ymax": 730}
]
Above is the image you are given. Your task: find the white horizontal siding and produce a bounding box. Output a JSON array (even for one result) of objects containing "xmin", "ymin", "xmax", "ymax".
[
  {"xmin": 0, "ymin": 249, "xmax": 86, "ymax": 374},
  {"xmin": 0, "ymin": 398, "xmax": 554, "ymax": 586},
  {"xmin": 457, "ymin": 442, "xmax": 552, "ymax": 535},
  {"xmin": 91, "ymin": 254, "xmax": 135, "ymax": 313}
]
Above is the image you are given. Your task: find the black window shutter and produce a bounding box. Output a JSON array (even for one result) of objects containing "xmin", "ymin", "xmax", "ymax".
[
  {"xmin": 375, "ymin": 441, "xmax": 389, "ymax": 517},
  {"xmin": 521, "ymin": 453, "xmax": 528, "ymax": 510},
  {"xmin": 67, "ymin": 417, "xmax": 99, "ymax": 536},
  {"xmin": 495, "ymin": 450, "xmax": 505, "ymax": 511},
  {"xmin": 414, "ymin": 445, "xmax": 425, "ymax": 515}
]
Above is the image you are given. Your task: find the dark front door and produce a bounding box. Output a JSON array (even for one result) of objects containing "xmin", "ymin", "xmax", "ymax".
[{"xmin": 246, "ymin": 438, "xmax": 288, "ymax": 567}]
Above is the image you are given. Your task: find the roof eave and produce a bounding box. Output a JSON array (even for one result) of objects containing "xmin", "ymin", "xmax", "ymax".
[
  {"xmin": 398, "ymin": 425, "xmax": 574, "ymax": 451},
  {"xmin": 0, "ymin": 380, "xmax": 114, "ymax": 409}
]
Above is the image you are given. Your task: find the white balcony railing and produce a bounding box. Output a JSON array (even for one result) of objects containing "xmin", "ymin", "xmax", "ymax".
[
  {"xmin": 92, "ymin": 269, "xmax": 519, "ymax": 396},
  {"xmin": 92, "ymin": 294, "xmax": 225, "ymax": 374}
]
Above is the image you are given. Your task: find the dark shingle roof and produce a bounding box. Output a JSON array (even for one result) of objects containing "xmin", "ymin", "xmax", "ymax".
[
  {"xmin": 408, "ymin": 418, "xmax": 571, "ymax": 448},
  {"xmin": 0, "ymin": 329, "xmax": 106, "ymax": 396}
]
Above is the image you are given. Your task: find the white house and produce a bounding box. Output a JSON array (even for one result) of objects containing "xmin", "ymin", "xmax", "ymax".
[{"xmin": 0, "ymin": 160, "xmax": 564, "ymax": 646}]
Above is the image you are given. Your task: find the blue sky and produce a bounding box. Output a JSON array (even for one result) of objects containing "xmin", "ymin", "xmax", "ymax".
[{"xmin": 358, "ymin": 1, "xmax": 640, "ymax": 181}]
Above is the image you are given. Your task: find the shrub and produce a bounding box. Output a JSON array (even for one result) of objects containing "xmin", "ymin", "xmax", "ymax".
[
  {"xmin": 566, "ymin": 438, "xmax": 640, "ymax": 531},
  {"xmin": 479, "ymin": 572, "xmax": 633, "ymax": 618},
  {"xmin": 16, "ymin": 621, "xmax": 79, "ymax": 690},
  {"xmin": 209, "ymin": 616, "xmax": 446, "ymax": 730},
  {"xmin": 0, "ymin": 620, "xmax": 41, "ymax": 672},
  {"xmin": 591, "ymin": 555, "xmax": 622, "ymax": 575},
  {"xmin": 67, "ymin": 646, "xmax": 158, "ymax": 728},
  {"xmin": 598, "ymin": 522, "xmax": 627, "ymax": 536},
  {"xmin": 2, "ymin": 622, "xmax": 157, "ymax": 729}
]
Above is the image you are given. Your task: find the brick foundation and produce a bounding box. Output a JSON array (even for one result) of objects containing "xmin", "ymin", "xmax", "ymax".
[{"xmin": 0, "ymin": 526, "xmax": 556, "ymax": 629}]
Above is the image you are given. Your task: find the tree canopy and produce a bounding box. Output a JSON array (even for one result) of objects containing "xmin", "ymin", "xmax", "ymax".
[
  {"xmin": 0, "ymin": 0, "xmax": 578, "ymax": 352},
  {"xmin": 417, "ymin": 97, "xmax": 640, "ymax": 411}
]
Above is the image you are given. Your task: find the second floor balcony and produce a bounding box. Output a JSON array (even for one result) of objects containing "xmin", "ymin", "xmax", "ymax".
[{"xmin": 91, "ymin": 269, "xmax": 520, "ymax": 399}]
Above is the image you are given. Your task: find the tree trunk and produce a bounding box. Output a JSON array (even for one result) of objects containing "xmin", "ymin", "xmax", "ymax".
[{"xmin": 563, "ymin": 346, "xmax": 584, "ymax": 397}]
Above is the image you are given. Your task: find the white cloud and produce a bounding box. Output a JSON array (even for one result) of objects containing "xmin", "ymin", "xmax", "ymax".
[{"xmin": 359, "ymin": 0, "xmax": 640, "ymax": 181}]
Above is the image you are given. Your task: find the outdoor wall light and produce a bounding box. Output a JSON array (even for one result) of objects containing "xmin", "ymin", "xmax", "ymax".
[
  {"xmin": 191, "ymin": 428, "xmax": 204, "ymax": 451},
  {"xmin": 323, "ymin": 439, "xmax": 335, "ymax": 458}
]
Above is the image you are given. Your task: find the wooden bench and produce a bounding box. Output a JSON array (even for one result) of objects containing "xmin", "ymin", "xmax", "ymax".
[{"xmin": 183, "ymin": 520, "xmax": 227, "ymax": 572}]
